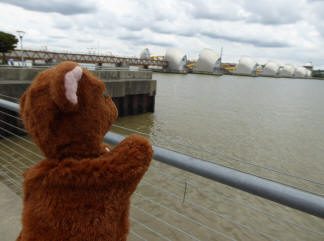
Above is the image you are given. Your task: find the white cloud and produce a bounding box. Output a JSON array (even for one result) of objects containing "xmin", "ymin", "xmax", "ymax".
[
  {"xmin": 0, "ymin": 0, "xmax": 97, "ymax": 15},
  {"xmin": 1, "ymin": 0, "xmax": 324, "ymax": 67},
  {"xmin": 242, "ymin": 0, "xmax": 305, "ymax": 25}
]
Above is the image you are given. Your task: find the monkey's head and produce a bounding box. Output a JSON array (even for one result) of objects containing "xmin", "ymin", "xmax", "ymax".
[{"xmin": 20, "ymin": 61, "xmax": 118, "ymax": 159}]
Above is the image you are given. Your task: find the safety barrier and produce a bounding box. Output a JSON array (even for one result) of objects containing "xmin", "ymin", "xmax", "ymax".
[{"xmin": 0, "ymin": 97, "xmax": 323, "ymax": 241}]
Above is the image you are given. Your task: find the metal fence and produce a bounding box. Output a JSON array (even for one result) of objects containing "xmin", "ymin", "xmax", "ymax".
[{"xmin": 0, "ymin": 97, "xmax": 324, "ymax": 241}]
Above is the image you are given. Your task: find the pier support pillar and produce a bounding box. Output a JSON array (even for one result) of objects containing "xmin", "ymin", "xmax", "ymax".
[{"xmin": 132, "ymin": 95, "xmax": 138, "ymax": 115}]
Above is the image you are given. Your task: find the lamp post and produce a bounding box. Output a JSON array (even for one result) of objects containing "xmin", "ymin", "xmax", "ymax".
[{"xmin": 16, "ymin": 30, "xmax": 25, "ymax": 66}]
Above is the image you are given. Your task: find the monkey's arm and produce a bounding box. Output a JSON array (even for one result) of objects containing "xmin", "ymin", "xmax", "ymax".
[
  {"xmin": 44, "ymin": 135, "xmax": 152, "ymax": 191},
  {"xmin": 107, "ymin": 135, "xmax": 153, "ymax": 184}
]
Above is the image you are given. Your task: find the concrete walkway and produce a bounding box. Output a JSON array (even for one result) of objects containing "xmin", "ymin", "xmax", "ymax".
[{"xmin": 0, "ymin": 182, "xmax": 22, "ymax": 241}]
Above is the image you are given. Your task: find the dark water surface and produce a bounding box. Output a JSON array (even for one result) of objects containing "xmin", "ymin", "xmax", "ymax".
[
  {"xmin": 111, "ymin": 73, "xmax": 324, "ymax": 240},
  {"xmin": 115, "ymin": 73, "xmax": 324, "ymax": 195}
]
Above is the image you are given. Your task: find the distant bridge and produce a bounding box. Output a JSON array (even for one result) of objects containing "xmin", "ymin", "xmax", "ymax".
[{"xmin": 5, "ymin": 49, "xmax": 168, "ymax": 67}]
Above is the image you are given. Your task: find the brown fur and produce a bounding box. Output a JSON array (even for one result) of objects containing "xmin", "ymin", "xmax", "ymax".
[{"xmin": 17, "ymin": 61, "xmax": 153, "ymax": 241}]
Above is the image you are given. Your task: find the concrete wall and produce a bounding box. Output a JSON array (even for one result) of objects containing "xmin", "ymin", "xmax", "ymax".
[
  {"xmin": 0, "ymin": 68, "xmax": 41, "ymax": 81},
  {"xmin": 0, "ymin": 68, "xmax": 153, "ymax": 81},
  {"xmin": 0, "ymin": 68, "xmax": 156, "ymax": 117},
  {"xmin": 0, "ymin": 182, "xmax": 22, "ymax": 241},
  {"xmin": 92, "ymin": 69, "xmax": 152, "ymax": 80}
]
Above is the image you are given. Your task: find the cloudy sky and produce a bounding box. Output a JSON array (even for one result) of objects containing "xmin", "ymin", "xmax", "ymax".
[{"xmin": 1, "ymin": 0, "xmax": 324, "ymax": 67}]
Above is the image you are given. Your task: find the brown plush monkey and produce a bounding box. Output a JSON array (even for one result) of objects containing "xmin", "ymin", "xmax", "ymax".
[{"xmin": 17, "ymin": 61, "xmax": 153, "ymax": 241}]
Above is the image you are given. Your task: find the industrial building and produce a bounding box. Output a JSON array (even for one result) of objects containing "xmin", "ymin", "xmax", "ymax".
[
  {"xmin": 305, "ymin": 69, "xmax": 312, "ymax": 77},
  {"xmin": 233, "ymin": 56, "xmax": 258, "ymax": 76},
  {"xmin": 303, "ymin": 62, "xmax": 313, "ymax": 72},
  {"xmin": 140, "ymin": 48, "xmax": 150, "ymax": 59},
  {"xmin": 192, "ymin": 49, "xmax": 221, "ymax": 74},
  {"xmin": 260, "ymin": 61, "xmax": 280, "ymax": 77},
  {"xmin": 165, "ymin": 48, "xmax": 187, "ymax": 72},
  {"xmin": 278, "ymin": 64, "xmax": 295, "ymax": 77},
  {"xmin": 294, "ymin": 67, "xmax": 307, "ymax": 78}
]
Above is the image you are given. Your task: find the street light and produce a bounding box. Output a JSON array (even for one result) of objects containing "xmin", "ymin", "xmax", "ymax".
[{"xmin": 16, "ymin": 30, "xmax": 25, "ymax": 66}]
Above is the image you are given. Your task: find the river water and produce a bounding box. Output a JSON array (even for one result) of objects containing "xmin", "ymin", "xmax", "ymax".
[
  {"xmin": 113, "ymin": 73, "xmax": 324, "ymax": 240},
  {"xmin": 115, "ymin": 73, "xmax": 324, "ymax": 194},
  {"xmin": 1, "ymin": 73, "xmax": 324, "ymax": 241}
]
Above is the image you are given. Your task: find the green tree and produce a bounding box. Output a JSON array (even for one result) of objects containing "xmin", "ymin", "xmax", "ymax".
[{"xmin": 0, "ymin": 31, "xmax": 18, "ymax": 64}]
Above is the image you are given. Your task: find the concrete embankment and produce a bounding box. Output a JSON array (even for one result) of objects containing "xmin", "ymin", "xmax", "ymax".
[
  {"xmin": 0, "ymin": 67, "xmax": 156, "ymax": 116},
  {"xmin": 0, "ymin": 182, "xmax": 22, "ymax": 241},
  {"xmin": 151, "ymin": 68, "xmax": 188, "ymax": 74}
]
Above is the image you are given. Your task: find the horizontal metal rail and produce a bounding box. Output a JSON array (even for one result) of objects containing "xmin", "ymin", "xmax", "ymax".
[{"xmin": 0, "ymin": 98, "xmax": 323, "ymax": 219}]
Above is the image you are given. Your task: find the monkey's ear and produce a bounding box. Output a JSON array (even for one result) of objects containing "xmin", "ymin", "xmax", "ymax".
[
  {"xmin": 50, "ymin": 64, "xmax": 83, "ymax": 112},
  {"xmin": 64, "ymin": 66, "xmax": 82, "ymax": 105}
]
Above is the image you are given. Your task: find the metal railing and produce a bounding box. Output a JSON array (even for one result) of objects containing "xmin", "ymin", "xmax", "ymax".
[
  {"xmin": 0, "ymin": 93, "xmax": 323, "ymax": 191},
  {"xmin": 0, "ymin": 98, "xmax": 323, "ymax": 219},
  {"xmin": 1, "ymin": 97, "xmax": 324, "ymax": 241}
]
